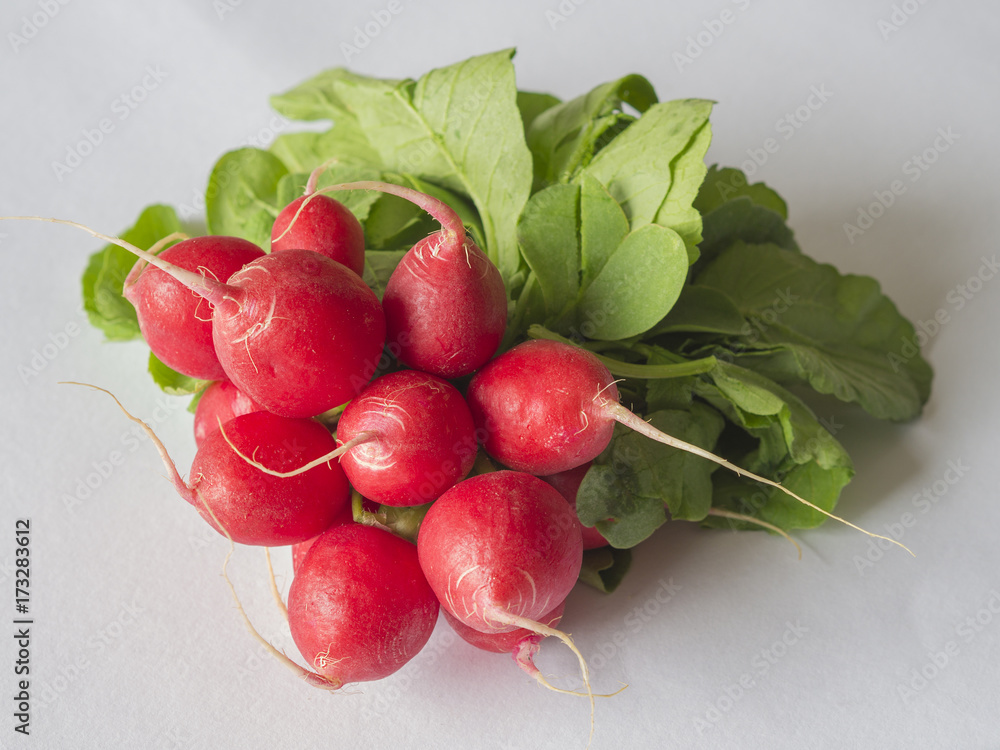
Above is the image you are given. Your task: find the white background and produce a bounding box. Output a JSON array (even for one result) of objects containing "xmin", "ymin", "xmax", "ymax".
[{"xmin": 1, "ymin": 1, "xmax": 998, "ymax": 748}]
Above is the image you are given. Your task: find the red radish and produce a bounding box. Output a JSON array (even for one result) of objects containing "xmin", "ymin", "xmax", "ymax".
[
  {"xmin": 290, "ymin": 496, "xmax": 381, "ymax": 572},
  {"xmin": 9, "ymin": 217, "xmax": 386, "ymax": 418},
  {"xmin": 305, "ymin": 179, "xmax": 507, "ymax": 378},
  {"xmin": 417, "ymin": 471, "xmax": 582, "ymax": 634},
  {"xmin": 541, "ymin": 462, "xmax": 609, "ymax": 550},
  {"xmin": 70, "ymin": 386, "xmax": 350, "ymax": 546},
  {"xmin": 288, "ymin": 524, "xmax": 439, "ymax": 686},
  {"xmin": 271, "ymin": 193, "xmax": 365, "ymax": 276},
  {"xmin": 335, "ymin": 370, "xmax": 477, "ymax": 505},
  {"xmin": 467, "ymin": 338, "xmax": 910, "ymax": 549},
  {"xmin": 418, "ymin": 470, "xmax": 594, "ymax": 729},
  {"xmin": 228, "ymin": 370, "xmax": 478, "ymax": 507},
  {"xmin": 212, "ymin": 249, "xmax": 385, "ymax": 417},
  {"xmin": 123, "ymin": 235, "xmax": 264, "ymax": 380},
  {"xmin": 467, "ymin": 339, "xmax": 617, "ymax": 476},
  {"xmin": 184, "ymin": 411, "xmax": 351, "ymax": 545},
  {"xmin": 193, "ymin": 380, "xmax": 265, "ymax": 447}
]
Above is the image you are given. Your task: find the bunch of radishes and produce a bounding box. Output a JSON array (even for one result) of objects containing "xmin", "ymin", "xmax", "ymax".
[{"xmin": 78, "ymin": 175, "xmax": 639, "ymax": 696}]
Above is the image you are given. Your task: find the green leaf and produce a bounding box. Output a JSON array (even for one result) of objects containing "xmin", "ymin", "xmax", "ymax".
[
  {"xmin": 576, "ymin": 404, "xmax": 724, "ymax": 547},
  {"xmin": 270, "ymin": 68, "xmax": 399, "ymax": 122},
  {"xmin": 269, "ymin": 123, "xmax": 382, "ymax": 173},
  {"xmin": 517, "ymin": 183, "xmax": 580, "ymax": 320},
  {"xmin": 697, "ymin": 197, "xmax": 799, "ymax": 268},
  {"xmin": 578, "ymin": 547, "xmax": 633, "ymax": 593},
  {"xmin": 649, "ymin": 285, "xmax": 748, "ymax": 336},
  {"xmin": 526, "ymin": 74, "xmax": 657, "ymax": 188},
  {"xmin": 693, "ymin": 360, "xmax": 853, "ymax": 475},
  {"xmin": 707, "ymin": 462, "xmax": 853, "ymax": 531},
  {"xmin": 148, "ymin": 352, "xmax": 210, "ymax": 396},
  {"xmin": 516, "ymin": 90, "xmax": 561, "ymax": 132},
  {"xmin": 584, "ymin": 98, "xmax": 713, "ymax": 257},
  {"xmin": 696, "ymin": 242, "xmax": 933, "ymax": 420},
  {"xmin": 275, "ymin": 163, "xmax": 384, "ymax": 223},
  {"xmin": 694, "ymin": 165, "xmax": 789, "ymax": 218},
  {"xmin": 579, "ymin": 173, "xmax": 630, "ymax": 286},
  {"xmin": 205, "ymin": 148, "xmax": 288, "ymax": 249},
  {"xmin": 577, "ymin": 223, "xmax": 689, "ymax": 340},
  {"xmin": 330, "ymin": 49, "xmax": 533, "ymax": 286},
  {"xmin": 81, "ymin": 204, "xmax": 182, "ymax": 341}
]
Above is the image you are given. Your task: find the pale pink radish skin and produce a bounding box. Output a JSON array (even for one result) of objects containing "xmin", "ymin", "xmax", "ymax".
[
  {"xmin": 305, "ymin": 180, "xmax": 507, "ymax": 378},
  {"xmin": 417, "ymin": 471, "xmax": 583, "ymax": 634},
  {"xmin": 541, "ymin": 462, "xmax": 609, "ymax": 550},
  {"xmin": 193, "ymin": 380, "xmax": 265, "ymax": 447},
  {"xmin": 288, "ymin": 524, "xmax": 439, "ymax": 686},
  {"xmin": 271, "ymin": 193, "xmax": 365, "ymax": 276},
  {"xmin": 334, "ymin": 370, "xmax": 477, "ymax": 506},
  {"xmin": 123, "ymin": 235, "xmax": 264, "ymax": 380},
  {"xmin": 184, "ymin": 411, "xmax": 351, "ymax": 545},
  {"xmin": 3, "ymin": 217, "xmax": 386, "ymax": 419}
]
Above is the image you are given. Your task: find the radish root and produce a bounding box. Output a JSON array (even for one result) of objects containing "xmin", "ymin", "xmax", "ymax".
[
  {"xmin": 603, "ymin": 401, "xmax": 914, "ymax": 557},
  {"xmin": 707, "ymin": 508, "xmax": 803, "ymax": 560},
  {"xmin": 264, "ymin": 548, "xmax": 289, "ymax": 621},
  {"xmin": 487, "ymin": 607, "xmax": 596, "ymax": 748},
  {"xmin": 217, "ymin": 418, "xmax": 375, "ymax": 477}
]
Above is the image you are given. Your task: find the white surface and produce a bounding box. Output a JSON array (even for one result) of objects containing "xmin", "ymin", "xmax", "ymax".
[{"xmin": 1, "ymin": 1, "xmax": 998, "ymax": 748}]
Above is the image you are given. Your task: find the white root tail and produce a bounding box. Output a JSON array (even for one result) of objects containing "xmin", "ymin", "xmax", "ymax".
[
  {"xmin": 265, "ymin": 548, "xmax": 289, "ymax": 621},
  {"xmin": 604, "ymin": 401, "xmax": 914, "ymax": 557},
  {"xmin": 217, "ymin": 419, "xmax": 376, "ymax": 478},
  {"xmin": 707, "ymin": 508, "xmax": 803, "ymax": 560},
  {"xmin": 487, "ymin": 608, "xmax": 597, "ymax": 748}
]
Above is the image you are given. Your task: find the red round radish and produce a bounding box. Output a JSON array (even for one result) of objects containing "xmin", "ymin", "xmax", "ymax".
[
  {"xmin": 271, "ymin": 194, "xmax": 365, "ymax": 277},
  {"xmin": 211, "ymin": 249, "xmax": 385, "ymax": 418},
  {"xmin": 467, "ymin": 339, "xmax": 618, "ymax": 475},
  {"xmin": 541, "ymin": 462, "xmax": 609, "ymax": 550},
  {"xmin": 288, "ymin": 524, "xmax": 439, "ymax": 686},
  {"xmin": 417, "ymin": 471, "xmax": 583, "ymax": 634},
  {"xmin": 335, "ymin": 370, "xmax": 477, "ymax": 506},
  {"xmin": 303, "ymin": 179, "xmax": 507, "ymax": 378},
  {"xmin": 193, "ymin": 380, "xmax": 265, "ymax": 447},
  {"xmin": 123, "ymin": 235, "xmax": 264, "ymax": 380},
  {"xmin": 383, "ymin": 231, "xmax": 507, "ymax": 378},
  {"xmin": 182, "ymin": 411, "xmax": 350, "ymax": 546}
]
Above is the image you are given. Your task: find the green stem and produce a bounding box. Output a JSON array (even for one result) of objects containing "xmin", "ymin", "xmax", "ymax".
[{"xmin": 526, "ymin": 325, "xmax": 716, "ymax": 380}]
